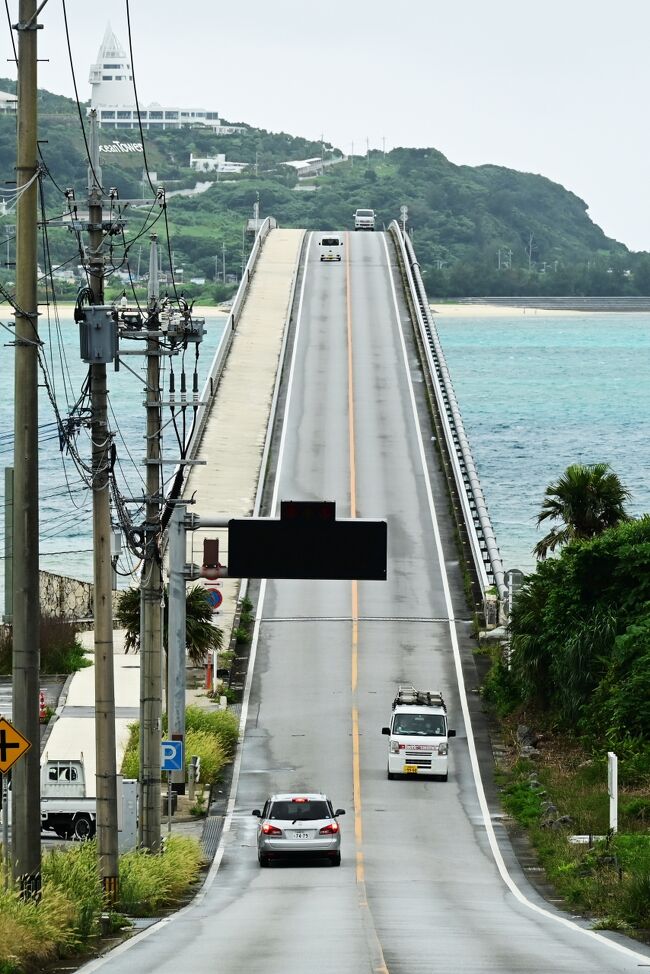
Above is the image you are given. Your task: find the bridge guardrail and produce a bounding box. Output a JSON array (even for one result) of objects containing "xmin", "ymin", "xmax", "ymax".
[
  {"xmin": 389, "ymin": 221, "xmax": 507, "ymax": 624},
  {"xmin": 186, "ymin": 216, "xmax": 277, "ymax": 463}
]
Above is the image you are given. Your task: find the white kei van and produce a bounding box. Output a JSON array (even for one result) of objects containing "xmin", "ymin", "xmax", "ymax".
[
  {"xmin": 382, "ymin": 685, "xmax": 456, "ymax": 781},
  {"xmin": 319, "ymin": 235, "xmax": 344, "ymax": 261}
]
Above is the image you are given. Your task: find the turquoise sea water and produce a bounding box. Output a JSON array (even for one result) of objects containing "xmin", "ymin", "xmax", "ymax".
[
  {"xmin": 0, "ymin": 313, "xmax": 226, "ymax": 611},
  {"xmin": 2, "ymin": 310, "xmax": 649, "ymax": 607},
  {"xmin": 435, "ymin": 313, "xmax": 650, "ymax": 573}
]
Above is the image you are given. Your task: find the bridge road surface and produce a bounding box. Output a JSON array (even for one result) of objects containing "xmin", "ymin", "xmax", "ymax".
[{"xmin": 82, "ymin": 232, "xmax": 650, "ymax": 974}]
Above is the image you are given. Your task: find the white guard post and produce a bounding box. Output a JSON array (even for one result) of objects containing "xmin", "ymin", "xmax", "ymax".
[{"xmin": 607, "ymin": 751, "xmax": 618, "ymax": 833}]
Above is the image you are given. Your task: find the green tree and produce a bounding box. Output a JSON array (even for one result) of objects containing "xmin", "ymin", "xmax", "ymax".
[
  {"xmin": 534, "ymin": 462, "xmax": 631, "ymax": 559},
  {"xmin": 116, "ymin": 585, "xmax": 223, "ymax": 666}
]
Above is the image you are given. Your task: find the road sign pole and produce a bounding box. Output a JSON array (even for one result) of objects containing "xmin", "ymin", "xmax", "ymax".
[
  {"xmin": 2, "ymin": 772, "xmax": 9, "ymax": 890},
  {"xmin": 167, "ymin": 777, "xmax": 172, "ymax": 836}
]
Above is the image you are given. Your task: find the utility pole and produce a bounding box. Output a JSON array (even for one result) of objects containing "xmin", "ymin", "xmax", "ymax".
[
  {"xmin": 139, "ymin": 234, "xmax": 163, "ymax": 851},
  {"xmin": 222, "ymin": 242, "xmax": 226, "ymax": 285},
  {"xmin": 214, "ymin": 254, "xmax": 219, "ymax": 283},
  {"xmin": 87, "ymin": 110, "xmax": 119, "ymax": 900},
  {"xmin": 12, "ymin": 0, "xmax": 42, "ymax": 897}
]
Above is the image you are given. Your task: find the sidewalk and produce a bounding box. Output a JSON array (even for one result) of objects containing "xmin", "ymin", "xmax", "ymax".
[
  {"xmin": 48, "ymin": 632, "xmax": 222, "ymax": 821},
  {"xmin": 44, "ymin": 630, "xmax": 140, "ymax": 796}
]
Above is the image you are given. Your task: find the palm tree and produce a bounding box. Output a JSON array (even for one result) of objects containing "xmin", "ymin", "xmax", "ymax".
[
  {"xmin": 534, "ymin": 462, "xmax": 631, "ymax": 560},
  {"xmin": 116, "ymin": 585, "xmax": 223, "ymax": 666}
]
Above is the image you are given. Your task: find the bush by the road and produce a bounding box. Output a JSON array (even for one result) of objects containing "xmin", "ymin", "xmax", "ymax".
[
  {"xmin": 119, "ymin": 836, "xmax": 204, "ymax": 915},
  {"xmin": 121, "ymin": 706, "xmax": 239, "ymax": 784},
  {"xmin": 0, "ymin": 837, "xmax": 203, "ymax": 972},
  {"xmin": 0, "ymin": 616, "xmax": 91, "ymax": 676}
]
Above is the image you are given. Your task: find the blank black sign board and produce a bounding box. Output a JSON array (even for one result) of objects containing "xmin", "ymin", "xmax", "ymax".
[{"xmin": 228, "ymin": 501, "xmax": 387, "ymax": 580}]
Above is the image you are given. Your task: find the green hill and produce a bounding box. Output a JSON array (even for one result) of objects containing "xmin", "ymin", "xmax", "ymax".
[{"xmin": 1, "ymin": 78, "xmax": 648, "ymax": 299}]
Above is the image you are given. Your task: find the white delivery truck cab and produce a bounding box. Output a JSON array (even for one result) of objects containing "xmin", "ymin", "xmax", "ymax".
[
  {"xmin": 319, "ymin": 234, "xmax": 344, "ymax": 261},
  {"xmin": 382, "ymin": 685, "xmax": 456, "ymax": 780}
]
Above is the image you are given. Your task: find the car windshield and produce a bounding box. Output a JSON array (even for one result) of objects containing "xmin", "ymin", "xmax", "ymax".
[
  {"xmin": 357, "ymin": 210, "xmax": 373, "ymax": 216},
  {"xmin": 321, "ymin": 238, "xmax": 340, "ymax": 246},
  {"xmin": 269, "ymin": 800, "xmax": 330, "ymax": 821},
  {"xmin": 392, "ymin": 714, "xmax": 446, "ymax": 736}
]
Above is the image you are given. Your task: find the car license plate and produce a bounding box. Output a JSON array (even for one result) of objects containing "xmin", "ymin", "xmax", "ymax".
[
  {"xmin": 293, "ymin": 831, "xmax": 310, "ymax": 839},
  {"xmin": 404, "ymin": 764, "xmax": 418, "ymax": 774}
]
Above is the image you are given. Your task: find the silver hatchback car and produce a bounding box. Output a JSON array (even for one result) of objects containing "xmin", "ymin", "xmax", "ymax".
[{"xmin": 252, "ymin": 793, "xmax": 346, "ymax": 867}]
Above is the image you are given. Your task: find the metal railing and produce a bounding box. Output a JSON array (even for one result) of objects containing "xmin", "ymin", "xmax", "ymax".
[{"xmin": 389, "ymin": 221, "xmax": 507, "ymax": 622}]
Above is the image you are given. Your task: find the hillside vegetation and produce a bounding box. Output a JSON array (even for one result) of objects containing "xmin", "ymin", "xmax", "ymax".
[{"xmin": 2, "ymin": 79, "xmax": 649, "ymax": 297}]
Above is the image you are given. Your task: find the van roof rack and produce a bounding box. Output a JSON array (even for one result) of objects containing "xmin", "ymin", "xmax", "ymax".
[{"xmin": 393, "ymin": 684, "xmax": 446, "ymax": 711}]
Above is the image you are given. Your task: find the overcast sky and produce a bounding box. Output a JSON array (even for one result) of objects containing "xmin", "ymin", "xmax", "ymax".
[{"xmin": 9, "ymin": 0, "xmax": 650, "ymax": 251}]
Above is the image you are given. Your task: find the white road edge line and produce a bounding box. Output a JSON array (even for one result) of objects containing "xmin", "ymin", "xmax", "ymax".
[
  {"xmin": 381, "ymin": 233, "xmax": 650, "ymax": 965},
  {"xmin": 78, "ymin": 233, "xmax": 314, "ymax": 973}
]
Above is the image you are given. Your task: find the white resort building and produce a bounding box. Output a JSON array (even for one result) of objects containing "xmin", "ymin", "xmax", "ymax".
[
  {"xmin": 0, "ymin": 90, "xmax": 17, "ymax": 114},
  {"xmin": 89, "ymin": 24, "xmax": 242, "ymax": 133}
]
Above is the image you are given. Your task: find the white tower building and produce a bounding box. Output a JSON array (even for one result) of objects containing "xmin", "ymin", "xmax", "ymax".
[
  {"xmin": 88, "ymin": 24, "xmax": 135, "ymax": 109},
  {"xmin": 88, "ymin": 24, "xmax": 227, "ymax": 131}
]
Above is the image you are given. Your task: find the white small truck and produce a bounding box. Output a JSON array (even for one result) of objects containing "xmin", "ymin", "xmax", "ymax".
[
  {"xmin": 382, "ymin": 685, "xmax": 456, "ymax": 781},
  {"xmin": 41, "ymin": 756, "xmax": 97, "ymax": 840},
  {"xmin": 353, "ymin": 208, "xmax": 376, "ymax": 231}
]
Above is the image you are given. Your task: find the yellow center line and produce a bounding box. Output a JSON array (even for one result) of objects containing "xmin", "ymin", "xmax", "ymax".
[
  {"xmin": 346, "ymin": 234, "xmax": 389, "ymax": 974},
  {"xmin": 346, "ymin": 235, "xmax": 362, "ymax": 872}
]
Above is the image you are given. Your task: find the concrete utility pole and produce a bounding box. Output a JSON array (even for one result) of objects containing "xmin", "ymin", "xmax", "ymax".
[
  {"xmin": 87, "ymin": 110, "xmax": 119, "ymax": 900},
  {"xmin": 12, "ymin": 0, "xmax": 42, "ymax": 896},
  {"xmin": 3, "ymin": 469, "xmax": 13, "ymax": 624},
  {"xmin": 139, "ymin": 235, "xmax": 163, "ymax": 851},
  {"xmin": 222, "ymin": 242, "xmax": 226, "ymax": 285}
]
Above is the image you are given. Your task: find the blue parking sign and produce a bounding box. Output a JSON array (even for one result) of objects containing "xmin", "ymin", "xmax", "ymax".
[{"xmin": 161, "ymin": 739, "xmax": 184, "ymax": 772}]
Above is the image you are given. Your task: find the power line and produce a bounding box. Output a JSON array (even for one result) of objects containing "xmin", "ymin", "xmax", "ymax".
[{"xmin": 61, "ymin": 0, "xmax": 104, "ymax": 192}]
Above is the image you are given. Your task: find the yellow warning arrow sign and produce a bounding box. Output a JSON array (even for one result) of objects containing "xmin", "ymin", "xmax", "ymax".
[{"xmin": 0, "ymin": 717, "xmax": 31, "ymax": 774}]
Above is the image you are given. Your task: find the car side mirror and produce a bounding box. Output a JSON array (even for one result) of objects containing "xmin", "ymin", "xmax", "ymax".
[
  {"xmin": 334, "ymin": 809, "xmax": 346, "ymax": 816},
  {"xmin": 381, "ymin": 727, "xmax": 390, "ymax": 735},
  {"xmin": 252, "ymin": 809, "xmax": 261, "ymax": 817},
  {"xmin": 448, "ymin": 729, "xmax": 456, "ymax": 738}
]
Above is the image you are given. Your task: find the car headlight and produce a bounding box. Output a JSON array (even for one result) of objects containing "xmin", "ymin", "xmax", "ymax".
[
  {"xmin": 438, "ymin": 742, "xmax": 448, "ymax": 756},
  {"xmin": 389, "ymin": 740, "xmax": 400, "ymax": 754}
]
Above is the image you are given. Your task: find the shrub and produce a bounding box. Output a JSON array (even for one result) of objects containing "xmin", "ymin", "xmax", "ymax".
[
  {"xmin": 0, "ymin": 618, "xmax": 90, "ymax": 676},
  {"xmin": 185, "ymin": 728, "xmax": 227, "ymax": 784},
  {"xmin": 185, "ymin": 705, "xmax": 239, "ymax": 754},
  {"xmin": 501, "ymin": 779, "xmax": 544, "ymax": 827},
  {"xmin": 120, "ymin": 722, "xmax": 140, "ymax": 778},
  {"xmin": 119, "ymin": 836, "xmax": 203, "ymax": 915},
  {"xmin": 0, "ymin": 885, "xmax": 76, "ymax": 970},
  {"xmin": 621, "ymin": 872, "xmax": 650, "ymax": 926},
  {"xmin": 480, "ymin": 651, "xmax": 519, "ymax": 716},
  {"xmin": 122, "ymin": 709, "xmax": 237, "ymax": 780},
  {"xmin": 42, "ymin": 840, "xmax": 104, "ymax": 940}
]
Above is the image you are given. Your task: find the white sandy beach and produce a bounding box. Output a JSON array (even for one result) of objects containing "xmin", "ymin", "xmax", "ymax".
[{"xmin": 431, "ymin": 303, "xmax": 590, "ymax": 318}]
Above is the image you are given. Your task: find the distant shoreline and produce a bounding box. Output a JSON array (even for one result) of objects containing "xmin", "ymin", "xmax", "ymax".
[
  {"xmin": 41, "ymin": 300, "xmax": 650, "ymax": 320},
  {"xmin": 432, "ymin": 297, "xmax": 650, "ymax": 317}
]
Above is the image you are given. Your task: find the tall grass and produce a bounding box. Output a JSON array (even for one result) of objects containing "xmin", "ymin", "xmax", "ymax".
[
  {"xmin": 185, "ymin": 706, "xmax": 239, "ymax": 754},
  {"xmin": 500, "ymin": 737, "xmax": 650, "ymax": 931},
  {"xmin": 119, "ymin": 837, "xmax": 204, "ymax": 915},
  {"xmin": 121, "ymin": 706, "xmax": 238, "ymax": 782},
  {"xmin": 43, "ymin": 840, "xmax": 104, "ymax": 940},
  {"xmin": 0, "ymin": 886, "xmax": 75, "ymax": 971},
  {"xmin": 0, "ymin": 836, "xmax": 204, "ymax": 972}
]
